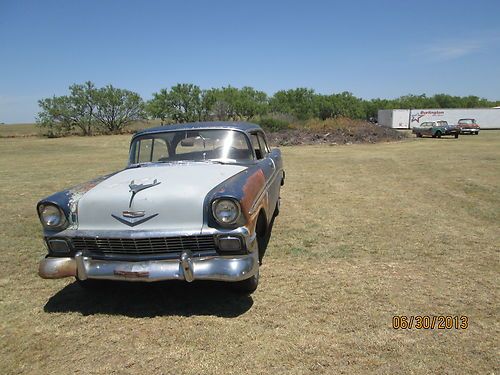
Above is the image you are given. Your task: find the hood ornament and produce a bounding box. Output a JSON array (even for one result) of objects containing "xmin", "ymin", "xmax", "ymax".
[
  {"xmin": 128, "ymin": 179, "xmax": 161, "ymax": 207},
  {"xmin": 110, "ymin": 178, "xmax": 161, "ymax": 227}
]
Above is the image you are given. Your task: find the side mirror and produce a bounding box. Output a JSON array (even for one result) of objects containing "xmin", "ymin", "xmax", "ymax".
[{"xmin": 180, "ymin": 139, "xmax": 195, "ymax": 147}]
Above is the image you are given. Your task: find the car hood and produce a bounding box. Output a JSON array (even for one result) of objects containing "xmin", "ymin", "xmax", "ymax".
[{"xmin": 76, "ymin": 163, "xmax": 247, "ymax": 232}]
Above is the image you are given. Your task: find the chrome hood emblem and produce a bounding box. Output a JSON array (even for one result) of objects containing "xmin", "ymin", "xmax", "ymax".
[
  {"xmin": 122, "ymin": 210, "xmax": 145, "ymax": 218},
  {"xmin": 111, "ymin": 213, "xmax": 159, "ymax": 227},
  {"xmin": 128, "ymin": 179, "xmax": 161, "ymax": 207},
  {"xmin": 110, "ymin": 178, "xmax": 161, "ymax": 227}
]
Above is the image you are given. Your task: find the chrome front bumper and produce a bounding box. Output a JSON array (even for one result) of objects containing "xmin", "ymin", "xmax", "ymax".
[
  {"xmin": 460, "ymin": 128, "xmax": 479, "ymax": 133},
  {"xmin": 39, "ymin": 251, "xmax": 258, "ymax": 282}
]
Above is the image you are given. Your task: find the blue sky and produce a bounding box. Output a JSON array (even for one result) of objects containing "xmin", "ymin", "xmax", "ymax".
[{"xmin": 1, "ymin": 0, "xmax": 499, "ymax": 123}]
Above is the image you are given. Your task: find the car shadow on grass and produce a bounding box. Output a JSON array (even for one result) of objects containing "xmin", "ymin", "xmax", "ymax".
[{"xmin": 44, "ymin": 280, "xmax": 253, "ymax": 318}]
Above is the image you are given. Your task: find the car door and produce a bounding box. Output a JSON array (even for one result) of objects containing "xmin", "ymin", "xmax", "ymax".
[
  {"xmin": 250, "ymin": 131, "xmax": 282, "ymax": 222},
  {"xmin": 258, "ymin": 133, "xmax": 283, "ymax": 217},
  {"xmin": 420, "ymin": 122, "xmax": 432, "ymax": 135}
]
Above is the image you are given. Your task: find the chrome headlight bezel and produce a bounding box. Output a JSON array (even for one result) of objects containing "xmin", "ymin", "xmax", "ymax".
[
  {"xmin": 211, "ymin": 198, "xmax": 242, "ymax": 227},
  {"xmin": 37, "ymin": 203, "xmax": 68, "ymax": 230}
]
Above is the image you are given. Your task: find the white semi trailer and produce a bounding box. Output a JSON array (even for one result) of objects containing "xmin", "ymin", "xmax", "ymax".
[{"xmin": 378, "ymin": 108, "xmax": 500, "ymax": 129}]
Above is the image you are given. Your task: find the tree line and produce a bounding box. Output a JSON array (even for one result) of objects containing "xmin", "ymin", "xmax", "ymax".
[{"xmin": 37, "ymin": 81, "xmax": 500, "ymax": 136}]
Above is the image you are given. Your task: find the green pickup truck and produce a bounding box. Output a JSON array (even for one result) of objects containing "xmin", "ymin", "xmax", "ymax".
[{"xmin": 412, "ymin": 121, "xmax": 460, "ymax": 139}]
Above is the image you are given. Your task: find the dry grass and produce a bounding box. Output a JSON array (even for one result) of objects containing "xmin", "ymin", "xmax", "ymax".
[
  {"xmin": 0, "ymin": 123, "xmax": 42, "ymax": 137},
  {"xmin": 0, "ymin": 120, "xmax": 163, "ymax": 138},
  {"xmin": 0, "ymin": 132, "xmax": 499, "ymax": 374}
]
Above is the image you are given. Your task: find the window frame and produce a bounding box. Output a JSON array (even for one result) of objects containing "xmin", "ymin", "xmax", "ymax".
[{"xmin": 129, "ymin": 129, "xmax": 256, "ymax": 165}]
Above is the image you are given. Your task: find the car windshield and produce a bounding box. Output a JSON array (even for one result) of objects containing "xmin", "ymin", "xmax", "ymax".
[
  {"xmin": 129, "ymin": 129, "xmax": 254, "ymax": 164},
  {"xmin": 459, "ymin": 119, "xmax": 474, "ymax": 124}
]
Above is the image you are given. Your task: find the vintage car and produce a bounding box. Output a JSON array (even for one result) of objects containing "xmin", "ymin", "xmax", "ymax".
[
  {"xmin": 456, "ymin": 118, "xmax": 480, "ymax": 135},
  {"xmin": 412, "ymin": 120, "xmax": 459, "ymax": 138},
  {"xmin": 37, "ymin": 122, "xmax": 285, "ymax": 293}
]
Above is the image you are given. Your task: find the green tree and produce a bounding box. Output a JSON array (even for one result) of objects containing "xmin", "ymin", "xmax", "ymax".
[
  {"xmin": 269, "ymin": 88, "xmax": 316, "ymax": 120},
  {"xmin": 36, "ymin": 81, "xmax": 98, "ymax": 136},
  {"xmin": 37, "ymin": 95, "xmax": 75, "ymax": 137},
  {"xmin": 68, "ymin": 81, "xmax": 98, "ymax": 135},
  {"xmin": 146, "ymin": 89, "xmax": 170, "ymax": 123},
  {"xmin": 204, "ymin": 86, "xmax": 268, "ymax": 120},
  {"xmin": 37, "ymin": 81, "xmax": 146, "ymax": 136},
  {"xmin": 203, "ymin": 87, "xmax": 238, "ymax": 120},
  {"xmin": 94, "ymin": 85, "xmax": 145, "ymax": 134},
  {"xmin": 236, "ymin": 86, "xmax": 268, "ymax": 119},
  {"xmin": 167, "ymin": 83, "xmax": 203, "ymax": 122},
  {"xmin": 147, "ymin": 84, "xmax": 203, "ymax": 123},
  {"xmin": 315, "ymin": 92, "xmax": 366, "ymax": 120}
]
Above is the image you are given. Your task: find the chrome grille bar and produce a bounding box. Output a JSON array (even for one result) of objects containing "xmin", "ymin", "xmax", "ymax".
[{"xmin": 71, "ymin": 235, "xmax": 216, "ymax": 255}]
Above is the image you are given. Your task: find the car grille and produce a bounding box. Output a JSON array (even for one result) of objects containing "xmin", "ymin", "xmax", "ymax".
[{"xmin": 71, "ymin": 235, "xmax": 217, "ymax": 255}]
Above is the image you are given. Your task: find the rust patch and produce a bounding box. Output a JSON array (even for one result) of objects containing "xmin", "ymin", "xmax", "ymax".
[
  {"xmin": 114, "ymin": 270, "xmax": 150, "ymax": 278},
  {"xmin": 241, "ymin": 169, "xmax": 266, "ymax": 220}
]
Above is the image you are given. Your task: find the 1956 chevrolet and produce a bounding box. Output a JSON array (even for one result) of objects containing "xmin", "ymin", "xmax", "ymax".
[{"xmin": 37, "ymin": 122, "xmax": 284, "ymax": 293}]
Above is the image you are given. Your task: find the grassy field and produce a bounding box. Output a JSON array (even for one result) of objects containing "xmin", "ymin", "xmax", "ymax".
[
  {"xmin": 0, "ymin": 120, "xmax": 163, "ymax": 138},
  {"xmin": 0, "ymin": 123, "xmax": 42, "ymax": 137},
  {"xmin": 0, "ymin": 132, "xmax": 498, "ymax": 374}
]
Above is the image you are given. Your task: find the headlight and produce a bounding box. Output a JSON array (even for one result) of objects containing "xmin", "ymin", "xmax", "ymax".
[
  {"xmin": 38, "ymin": 204, "xmax": 67, "ymax": 230},
  {"xmin": 212, "ymin": 199, "xmax": 241, "ymax": 226}
]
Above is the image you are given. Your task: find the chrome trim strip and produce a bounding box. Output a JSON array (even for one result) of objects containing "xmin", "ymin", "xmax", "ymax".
[
  {"xmin": 248, "ymin": 168, "xmax": 282, "ymax": 215},
  {"xmin": 53, "ymin": 226, "xmax": 250, "ymax": 239}
]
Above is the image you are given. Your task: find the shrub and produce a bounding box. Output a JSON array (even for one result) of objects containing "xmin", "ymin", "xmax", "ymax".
[{"xmin": 256, "ymin": 117, "xmax": 290, "ymax": 132}]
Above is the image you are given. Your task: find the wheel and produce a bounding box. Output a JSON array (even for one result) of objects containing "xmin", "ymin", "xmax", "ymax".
[
  {"xmin": 435, "ymin": 131, "xmax": 442, "ymax": 138},
  {"xmin": 232, "ymin": 270, "xmax": 259, "ymax": 294},
  {"xmin": 454, "ymin": 133, "xmax": 459, "ymax": 139},
  {"xmin": 416, "ymin": 133, "xmax": 422, "ymax": 138},
  {"xmin": 475, "ymin": 131, "xmax": 479, "ymax": 135}
]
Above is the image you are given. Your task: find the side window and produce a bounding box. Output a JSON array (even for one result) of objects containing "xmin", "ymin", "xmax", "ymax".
[
  {"xmin": 251, "ymin": 133, "xmax": 263, "ymax": 159},
  {"xmin": 257, "ymin": 133, "xmax": 270, "ymax": 155},
  {"xmin": 135, "ymin": 138, "xmax": 169, "ymax": 163},
  {"xmin": 152, "ymin": 139, "xmax": 169, "ymax": 161},
  {"xmin": 137, "ymin": 138, "xmax": 153, "ymax": 163}
]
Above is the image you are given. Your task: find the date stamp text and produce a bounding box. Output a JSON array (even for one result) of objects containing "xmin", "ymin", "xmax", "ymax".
[{"xmin": 392, "ymin": 315, "xmax": 468, "ymax": 330}]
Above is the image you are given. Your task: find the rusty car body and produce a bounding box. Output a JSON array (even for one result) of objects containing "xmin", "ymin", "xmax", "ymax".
[
  {"xmin": 412, "ymin": 120, "xmax": 459, "ymax": 138},
  {"xmin": 456, "ymin": 118, "xmax": 480, "ymax": 135},
  {"xmin": 37, "ymin": 122, "xmax": 285, "ymax": 293}
]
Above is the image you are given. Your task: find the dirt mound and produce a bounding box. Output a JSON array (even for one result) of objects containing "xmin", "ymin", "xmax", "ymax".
[{"xmin": 267, "ymin": 123, "xmax": 406, "ymax": 146}]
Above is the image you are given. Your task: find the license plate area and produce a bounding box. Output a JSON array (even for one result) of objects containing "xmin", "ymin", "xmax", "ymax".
[{"xmin": 114, "ymin": 263, "xmax": 150, "ymax": 278}]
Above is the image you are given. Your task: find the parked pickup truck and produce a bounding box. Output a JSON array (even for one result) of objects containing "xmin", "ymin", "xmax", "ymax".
[
  {"xmin": 456, "ymin": 118, "xmax": 480, "ymax": 135},
  {"xmin": 412, "ymin": 121, "xmax": 459, "ymax": 138}
]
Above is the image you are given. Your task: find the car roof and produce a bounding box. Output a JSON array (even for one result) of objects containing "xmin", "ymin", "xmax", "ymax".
[{"xmin": 133, "ymin": 121, "xmax": 263, "ymax": 138}]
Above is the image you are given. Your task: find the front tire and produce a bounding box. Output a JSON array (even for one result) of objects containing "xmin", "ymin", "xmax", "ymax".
[
  {"xmin": 232, "ymin": 270, "xmax": 259, "ymax": 294},
  {"xmin": 435, "ymin": 131, "xmax": 442, "ymax": 138}
]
